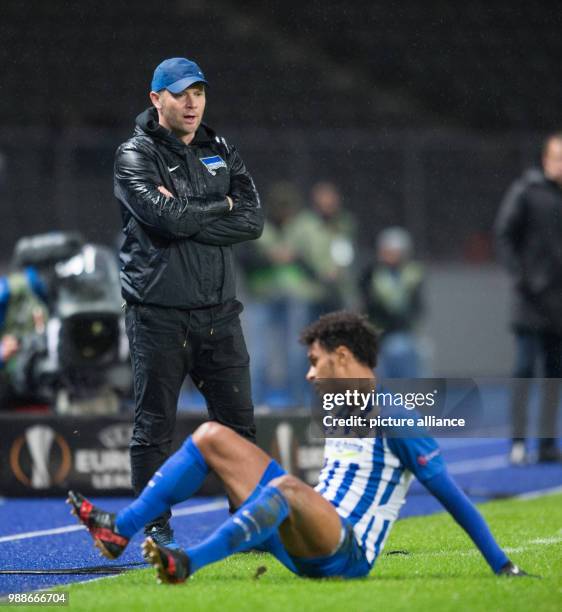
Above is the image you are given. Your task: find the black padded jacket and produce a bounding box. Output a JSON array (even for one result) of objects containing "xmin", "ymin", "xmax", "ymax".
[
  {"xmin": 114, "ymin": 107, "xmax": 263, "ymax": 308},
  {"xmin": 495, "ymin": 168, "xmax": 562, "ymax": 332}
]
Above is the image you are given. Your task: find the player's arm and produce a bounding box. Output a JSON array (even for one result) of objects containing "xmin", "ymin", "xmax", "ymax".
[
  {"xmin": 190, "ymin": 146, "xmax": 264, "ymax": 246},
  {"xmin": 421, "ymin": 469, "xmax": 514, "ymax": 574},
  {"xmin": 114, "ymin": 144, "xmax": 230, "ymax": 240},
  {"xmin": 387, "ymin": 437, "xmax": 519, "ymax": 575}
]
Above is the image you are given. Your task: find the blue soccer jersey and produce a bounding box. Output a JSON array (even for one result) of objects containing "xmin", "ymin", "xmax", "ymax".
[{"xmin": 315, "ymin": 434, "xmax": 445, "ymax": 566}]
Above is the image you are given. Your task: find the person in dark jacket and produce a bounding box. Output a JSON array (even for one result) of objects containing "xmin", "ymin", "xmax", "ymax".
[
  {"xmin": 114, "ymin": 57, "xmax": 264, "ymax": 546},
  {"xmin": 495, "ymin": 131, "xmax": 562, "ymax": 464}
]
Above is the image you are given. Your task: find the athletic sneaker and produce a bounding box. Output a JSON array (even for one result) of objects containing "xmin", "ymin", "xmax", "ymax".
[
  {"xmin": 142, "ymin": 537, "xmax": 191, "ymax": 584},
  {"xmin": 145, "ymin": 520, "xmax": 179, "ymax": 547},
  {"xmin": 509, "ymin": 441, "xmax": 528, "ymax": 466},
  {"xmin": 67, "ymin": 490, "xmax": 129, "ymax": 560},
  {"xmin": 142, "ymin": 521, "xmax": 179, "ymax": 562}
]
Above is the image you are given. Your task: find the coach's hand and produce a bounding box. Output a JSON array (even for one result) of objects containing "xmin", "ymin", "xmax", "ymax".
[
  {"xmin": 158, "ymin": 186, "xmax": 233, "ymax": 211},
  {"xmin": 157, "ymin": 185, "xmax": 174, "ymax": 198}
]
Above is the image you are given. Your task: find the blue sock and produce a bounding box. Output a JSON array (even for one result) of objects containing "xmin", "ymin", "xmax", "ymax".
[
  {"xmin": 186, "ymin": 485, "xmax": 290, "ymax": 574},
  {"xmin": 116, "ymin": 437, "xmax": 209, "ymax": 538}
]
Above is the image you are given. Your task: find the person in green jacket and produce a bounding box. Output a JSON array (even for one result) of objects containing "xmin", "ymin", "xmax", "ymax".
[
  {"xmin": 290, "ymin": 181, "xmax": 358, "ymax": 316},
  {"xmin": 359, "ymin": 227, "xmax": 424, "ymax": 378},
  {"xmin": 239, "ymin": 182, "xmax": 319, "ymax": 406}
]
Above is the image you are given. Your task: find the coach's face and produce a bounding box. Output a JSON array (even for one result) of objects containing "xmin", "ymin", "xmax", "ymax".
[{"xmin": 150, "ymin": 83, "xmax": 206, "ymax": 144}]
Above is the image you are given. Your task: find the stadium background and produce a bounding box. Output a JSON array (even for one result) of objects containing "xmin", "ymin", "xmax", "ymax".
[
  {"xmin": 1, "ymin": 0, "xmax": 562, "ymax": 603},
  {"xmin": 1, "ymin": 0, "xmax": 561, "ymax": 376}
]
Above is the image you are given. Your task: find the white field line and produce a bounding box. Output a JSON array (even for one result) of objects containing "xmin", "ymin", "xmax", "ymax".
[
  {"xmin": 173, "ymin": 499, "xmax": 228, "ymax": 517},
  {"xmin": 402, "ymin": 533, "xmax": 562, "ymax": 558},
  {"xmin": 0, "ymin": 499, "xmax": 228, "ymax": 544},
  {"xmin": 0, "ymin": 524, "xmax": 85, "ymax": 543},
  {"xmin": 516, "ymin": 485, "xmax": 562, "ymax": 500}
]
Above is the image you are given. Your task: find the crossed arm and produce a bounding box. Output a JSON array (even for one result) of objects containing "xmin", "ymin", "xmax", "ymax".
[
  {"xmin": 189, "ymin": 145, "xmax": 264, "ymax": 246},
  {"xmin": 114, "ymin": 144, "xmax": 263, "ymax": 245}
]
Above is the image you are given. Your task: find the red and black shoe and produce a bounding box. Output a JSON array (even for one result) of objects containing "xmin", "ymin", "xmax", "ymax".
[
  {"xmin": 142, "ymin": 537, "xmax": 191, "ymax": 584},
  {"xmin": 67, "ymin": 490, "xmax": 129, "ymax": 560}
]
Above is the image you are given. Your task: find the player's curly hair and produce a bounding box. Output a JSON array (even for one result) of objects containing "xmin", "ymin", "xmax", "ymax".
[{"xmin": 299, "ymin": 311, "xmax": 379, "ymax": 368}]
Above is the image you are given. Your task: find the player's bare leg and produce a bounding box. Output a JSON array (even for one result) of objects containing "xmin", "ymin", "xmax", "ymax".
[
  {"xmin": 191, "ymin": 424, "xmax": 343, "ymax": 555},
  {"xmin": 268, "ymin": 475, "xmax": 342, "ymax": 557},
  {"xmin": 192, "ymin": 421, "xmax": 277, "ymax": 507}
]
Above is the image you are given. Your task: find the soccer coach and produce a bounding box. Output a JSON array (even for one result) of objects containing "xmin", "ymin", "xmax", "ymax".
[{"xmin": 114, "ymin": 57, "xmax": 264, "ymax": 547}]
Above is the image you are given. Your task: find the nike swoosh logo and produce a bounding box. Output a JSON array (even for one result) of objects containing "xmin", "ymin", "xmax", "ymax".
[{"xmin": 168, "ymin": 165, "xmax": 180, "ymax": 173}]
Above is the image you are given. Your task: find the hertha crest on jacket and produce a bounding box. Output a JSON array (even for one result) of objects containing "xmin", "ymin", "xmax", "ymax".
[{"xmin": 200, "ymin": 155, "xmax": 227, "ymax": 176}]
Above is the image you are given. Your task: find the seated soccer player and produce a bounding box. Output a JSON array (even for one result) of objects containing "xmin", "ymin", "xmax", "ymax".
[{"xmin": 68, "ymin": 311, "xmax": 526, "ymax": 582}]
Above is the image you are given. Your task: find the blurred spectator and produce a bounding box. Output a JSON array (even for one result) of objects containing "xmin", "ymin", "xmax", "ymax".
[
  {"xmin": 240, "ymin": 180, "xmax": 359, "ymax": 406},
  {"xmin": 292, "ymin": 181, "xmax": 358, "ymax": 315},
  {"xmin": 359, "ymin": 227, "xmax": 424, "ymax": 378},
  {"xmin": 239, "ymin": 182, "xmax": 319, "ymax": 407},
  {"xmin": 495, "ymin": 131, "xmax": 562, "ymax": 464},
  {"xmin": 0, "ymin": 267, "xmax": 48, "ymax": 408}
]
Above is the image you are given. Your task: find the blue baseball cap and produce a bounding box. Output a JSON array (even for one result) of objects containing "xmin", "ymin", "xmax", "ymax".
[{"xmin": 151, "ymin": 58, "xmax": 208, "ymax": 93}]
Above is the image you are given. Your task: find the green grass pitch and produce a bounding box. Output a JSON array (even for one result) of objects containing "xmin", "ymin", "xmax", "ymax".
[{"xmin": 43, "ymin": 493, "xmax": 562, "ymax": 611}]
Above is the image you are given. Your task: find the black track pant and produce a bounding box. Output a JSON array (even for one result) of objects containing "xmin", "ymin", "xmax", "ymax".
[{"xmin": 125, "ymin": 299, "xmax": 255, "ymax": 526}]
